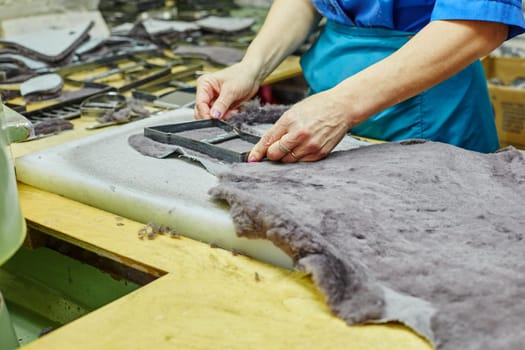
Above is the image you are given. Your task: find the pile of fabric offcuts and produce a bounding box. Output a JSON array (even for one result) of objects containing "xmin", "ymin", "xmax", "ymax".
[
  {"xmin": 114, "ymin": 15, "xmax": 254, "ymax": 58},
  {"xmin": 0, "ymin": 8, "xmax": 258, "ymax": 139},
  {"xmin": 0, "ymin": 20, "xmax": 158, "ymax": 84},
  {"xmin": 0, "ymin": 9, "xmax": 255, "ymax": 84},
  {"xmin": 0, "ymin": 21, "xmax": 95, "ymax": 82}
]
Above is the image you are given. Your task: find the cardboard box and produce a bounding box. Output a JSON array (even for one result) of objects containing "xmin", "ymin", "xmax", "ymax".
[{"xmin": 482, "ymin": 55, "xmax": 525, "ymax": 149}]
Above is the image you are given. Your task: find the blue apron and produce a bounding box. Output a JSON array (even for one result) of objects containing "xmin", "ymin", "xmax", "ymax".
[{"xmin": 300, "ymin": 20, "xmax": 500, "ymax": 153}]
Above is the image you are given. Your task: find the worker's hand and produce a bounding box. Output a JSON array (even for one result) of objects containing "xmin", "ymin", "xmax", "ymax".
[
  {"xmin": 248, "ymin": 91, "xmax": 351, "ymax": 162},
  {"xmin": 194, "ymin": 63, "xmax": 261, "ymax": 120}
]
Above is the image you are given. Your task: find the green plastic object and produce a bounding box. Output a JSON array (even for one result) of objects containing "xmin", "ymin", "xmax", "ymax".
[
  {"xmin": 0, "ymin": 292, "xmax": 19, "ymax": 350},
  {"xmin": 4, "ymin": 106, "xmax": 32, "ymax": 144},
  {"xmin": 0, "ymin": 102, "xmax": 34, "ymax": 349},
  {"xmin": 0, "ymin": 102, "xmax": 31, "ymax": 266},
  {"xmin": 1, "ymin": 246, "xmax": 141, "ymax": 346}
]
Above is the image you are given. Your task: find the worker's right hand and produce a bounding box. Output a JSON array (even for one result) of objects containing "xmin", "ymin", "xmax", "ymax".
[{"xmin": 194, "ymin": 63, "xmax": 261, "ymax": 120}]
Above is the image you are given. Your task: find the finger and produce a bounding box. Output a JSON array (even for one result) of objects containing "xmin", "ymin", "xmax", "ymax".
[
  {"xmin": 281, "ymin": 132, "xmax": 338, "ymax": 163},
  {"xmin": 247, "ymin": 126, "xmax": 287, "ymax": 162},
  {"xmin": 266, "ymin": 133, "xmax": 298, "ymax": 161},
  {"xmin": 195, "ymin": 101, "xmax": 212, "ymax": 120},
  {"xmin": 210, "ymin": 88, "xmax": 237, "ymax": 120},
  {"xmin": 281, "ymin": 149, "xmax": 301, "ymax": 163},
  {"xmin": 195, "ymin": 76, "xmax": 218, "ymax": 119},
  {"xmin": 296, "ymin": 143, "xmax": 333, "ymax": 162},
  {"xmin": 247, "ymin": 134, "xmax": 275, "ymax": 162},
  {"xmin": 298, "ymin": 152, "xmax": 329, "ymax": 162},
  {"xmin": 247, "ymin": 112, "xmax": 294, "ymax": 162},
  {"xmin": 223, "ymin": 108, "xmax": 239, "ymax": 119}
]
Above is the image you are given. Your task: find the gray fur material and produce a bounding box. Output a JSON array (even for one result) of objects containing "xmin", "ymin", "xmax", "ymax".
[
  {"xmin": 227, "ymin": 101, "xmax": 290, "ymax": 129},
  {"xmin": 209, "ymin": 140, "xmax": 525, "ymax": 350}
]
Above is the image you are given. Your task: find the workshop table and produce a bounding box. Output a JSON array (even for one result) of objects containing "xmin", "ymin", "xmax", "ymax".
[{"xmin": 11, "ymin": 56, "xmax": 433, "ymax": 350}]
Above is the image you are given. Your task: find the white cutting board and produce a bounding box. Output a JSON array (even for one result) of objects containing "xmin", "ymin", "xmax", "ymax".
[{"xmin": 15, "ymin": 108, "xmax": 293, "ymax": 269}]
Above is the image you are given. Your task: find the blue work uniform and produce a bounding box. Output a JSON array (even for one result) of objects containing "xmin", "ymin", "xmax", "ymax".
[{"xmin": 301, "ymin": 0, "xmax": 525, "ymax": 152}]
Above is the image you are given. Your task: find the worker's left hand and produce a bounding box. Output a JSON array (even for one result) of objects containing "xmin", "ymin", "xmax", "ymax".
[{"xmin": 248, "ymin": 91, "xmax": 351, "ymax": 162}]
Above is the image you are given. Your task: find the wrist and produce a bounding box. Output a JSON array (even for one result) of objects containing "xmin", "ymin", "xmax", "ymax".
[
  {"xmin": 324, "ymin": 87, "xmax": 367, "ymax": 130},
  {"xmin": 238, "ymin": 56, "xmax": 271, "ymax": 84}
]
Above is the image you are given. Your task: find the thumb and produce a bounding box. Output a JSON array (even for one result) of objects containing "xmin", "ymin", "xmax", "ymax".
[{"xmin": 210, "ymin": 89, "xmax": 236, "ymax": 119}]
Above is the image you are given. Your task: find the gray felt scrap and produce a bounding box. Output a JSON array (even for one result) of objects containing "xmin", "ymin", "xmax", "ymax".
[
  {"xmin": 20, "ymin": 73, "xmax": 63, "ymax": 97},
  {"xmin": 128, "ymin": 133, "xmax": 230, "ymax": 174},
  {"xmin": 0, "ymin": 53, "xmax": 48, "ymax": 70},
  {"xmin": 195, "ymin": 16, "xmax": 255, "ymax": 33},
  {"xmin": 141, "ymin": 18, "xmax": 200, "ymax": 35},
  {"xmin": 0, "ymin": 21, "xmax": 94, "ymax": 62},
  {"xmin": 172, "ymin": 45, "xmax": 245, "ymax": 66},
  {"xmin": 209, "ymin": 140, "xmax": 525, "ymax": 350}
]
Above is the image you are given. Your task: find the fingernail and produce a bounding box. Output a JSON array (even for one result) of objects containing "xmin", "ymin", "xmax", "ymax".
[
  {"xmin": 211, "ymin": 109, "xmax": 221, "ymax": 119},
  {"xmin": 248, "ymin": 156, "xmax": 257, "ymax": 163}
]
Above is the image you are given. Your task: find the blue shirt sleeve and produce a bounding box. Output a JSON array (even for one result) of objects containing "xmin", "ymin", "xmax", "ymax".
[{"xmin": 431, "ymin": 0, "xmax": 525, "ymax": 39}]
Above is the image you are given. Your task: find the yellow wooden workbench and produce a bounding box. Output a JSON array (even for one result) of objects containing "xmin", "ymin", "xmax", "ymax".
[{"xmin": 11, "ymin": 57, "xmax": 433, "ymax": 350}]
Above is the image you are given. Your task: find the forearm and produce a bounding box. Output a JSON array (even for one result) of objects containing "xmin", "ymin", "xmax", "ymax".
[
  {"xmin": 331, "ymin": 20, "xmax": 508, "ymax": 128},
  {"xmin": 242, "ymin": 0, "xmax": 320, "ymax": 83}
]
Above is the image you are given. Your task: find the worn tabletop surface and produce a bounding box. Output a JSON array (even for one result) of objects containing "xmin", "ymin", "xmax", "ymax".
[{"xmin": 18, "ymin": 182, "xmax": 431, "ymax": 350}]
